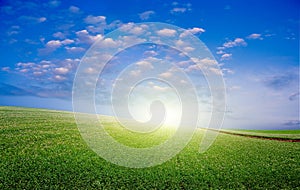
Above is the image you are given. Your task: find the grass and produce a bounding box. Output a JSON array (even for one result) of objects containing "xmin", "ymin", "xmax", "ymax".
[
  {"xmin": 0, "ymin": 106, "xmax": 300, "ymax": 189},
  {"xmin": 222, "ymin": 129, "xmax": 300, "ymax": 139}
]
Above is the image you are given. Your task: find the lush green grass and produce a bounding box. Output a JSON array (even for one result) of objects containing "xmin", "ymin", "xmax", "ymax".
[
  {"xmin": 1, "ymin": 106, "xmax": 299, "ymax": 189},
  {"xmin": 223, "ymin": 129, "xmax": 300, "ymax": 139}
]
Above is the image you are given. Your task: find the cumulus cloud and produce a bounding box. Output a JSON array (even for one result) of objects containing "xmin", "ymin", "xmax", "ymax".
[
  {"xmin": 170, "ymin": 2, "xmax": 192, "ymax": 14},
  {"xmin": 65, "ymin": 46, "xmax": 85, "ymax": 53},
  {"xmin": 187, "ymin": 27, "xmax": 205, "ymax": 34},
  {"xmin": 136, "ymin": 60, "xmax": 154, "ymax": 69},
  {"xmin": 53, "ymin": 75, "xmax": 66, "ymax": 82},
  {"xmin": 216, "ymin": 50, "xmax": 225, "ymax": 55},
  {"xmin": 84, "ymin": 15, "xmax": 107, "ymax": 34},
  {"xmin": 39, "ymin": 39, "xmax": 75, "ymax": 54},
  {"xmin": 119, "ymin": 23, "xmax": 148, "ymax": 35},
  {"xmin": 76, "ymin": 29, "xmax": 103, "ymax": 44},
  {"xmin": 223, "ymin": 38, "xmax": 247, "ymax": 48},
  {"xmin": 54, "ymin": 67, "xmax": 69, "ymax": 75},
  {"xmin": 130, "ymin": 70, "xmax": 141, "ymax": 77},
  {"xmin": 217, "ymin": 37, "xmax": 247, "ymax": 62},
  {"xmin": 46, "ymin": 40, "xmax": 62, "ymax": 48},
  {"xmin": 1, "ymin": 67, "xmax": 11, "ymax": 72},
  {"xmin": 69, "ymin": 5, "xmax": 80, "ymax": 13},
  {"xmin": 48, "ymin": 0, "xmax": 61, "ymax": 7},
  {"xmin": 152, "ymin": 85, "xmax": 170, "ymax": 92},
  {"xmin": 180, "ymin": 27, "xmax": 205, "ymax": 38},
  {"xmin": 185, "ymin": 57, "xmax": 221, "ymax": 75},
  {"xmin": 171, "ymin": 7, "xmax": 187, "ymax": 13},
  {"xmin": 221, "ymin": 53, "xmax": 232, "ymax": 60},
  {"xmin": 139, "ymin": 10, "xmax": 155, "ymax": 20},
  {"xmin": 18, "ymin": 15, "xmax": 47, "ymax": 24},
  {"xmin": 53, "ymin": 31, "xmax": 66, "ymax": 39},
  {"xmin": 247, "ymin": 33, "xmax": 263, "ymax": 40},
  {"xmin": 159, "ymin": 72, "xmax": 172, "ymax": 78},
  {"xmin": 84, "ymin": 15, "xmax": 106, "ymax": 24},
  {"xmin": 156, "ymin": 28, "xmax": 177, "ymax": 37},
  {"xmin": 61, "ymin": 39, "xmax": 74, "ymax": 45},
  {"xmin": 13, "ymin": 58, "xmax": 80, "ymax": 83}
]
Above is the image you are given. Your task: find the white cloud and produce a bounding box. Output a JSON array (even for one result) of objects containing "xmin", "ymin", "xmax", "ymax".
[
  {"xmin": 19, "ymin": 69, "xmax": 29, "ymax": 73},
  {"xmin": 136, "ymin": 60, "xmax": 154, "ymax": 69},
  {"xmin": 178, "ymin": 60, "xmax": 190, "ymax": 67},
  {"xmin": 159, "ymin": 72, "xmax": 172, "ymax": 78},
  {"xmin": 54, "ymin": 67, "xmax": 69, "ymax": 75},
  {"xmin": 76, "ymin": 29, "xmax": 103, "ymax": 44},
  {"xmin": 185, "ymin": 57, "xmax": 218, "ymax": 73},
  {"xmin": 130, "ymin": 70, "xmax": 141, "ymax": 77},
  {"xmin": 48, "ymin": 0, "xmax": 60, "ymax": 7},
  {"xmin": 119, "ymin": 22, "xmax": 135, "ymax": 31},
  {"xmin": 84, "ymin": 15, "xmax": 108, "ymax": 34},
  {"xmin": 129, "ymin": 26, "xmax": 144, "ymax": 35},
  {"xmin": 39, "ymin": 17, "xmax": 47, "ymax": 23},
  {"xmin": 221, "ymin": 53, "xmax": 232, "ymax": 60},
  {"xmin": 216, "ymin": 50, "xmax": 225, "ymax": 55},
  {"xmin": 139, "ymin": 10, "xmax": 155, "ymax": 20},
  {"xmin": 61, "ymin": 39, "xmax": 74, "ymax": 45},
  {"xmin": 69, "ymin": 5, "xmax": 80, "ymax": 13},
  {"xmin": 1, "ymin": 67, "xmax": 10, "ymax": 72},
  {"xmin": 222, "ymin": 68, "xmax": 235, "ymax": 75},
  {"xmin": 65, "ymin": 46, "xmax": 85, "ymax": 53},
  {"xmin": 118, "ymin": 35, "xmax": 146, "ymax": 47},
  {"xmin": 84, "ymin": 15, "xmax": 106, "ymax": 24},
  {"xmin": 247, "ymin": 33, "xmax": 263, "ymax": 40},
  {"xmin": 60, "ymin": 58, "xmax": 80, "ymax": 70},
  {"xmin": 100, "ymin": 38, "xmax": 118, "ymax": 48},
  {"xmin": 153, "ymin": 85, "xmax": 169, "ymax": 92},
  {"xmin": 209, "ymin": 67, "xmax": 223, "ymax": 75},
  {"xmin": 46, "ymin": 40, "xmax": 62, "ymax": 48},
  {"xmin": 119, "ymin": 23, "xmax": 148, "ymax": 35},
  {"xmin": 53, "ymin": 32, "xmax": 65, "ymax": 39},
  {"xmin": 40, "ymin": 39, "xmax": 74, "ymax": 54},
  {"xmin": 18, "ymin": 16, "xmax": 47, "ymax": 24},
  {"xmin": 183, "ymin": 46, "xmax": 195, "ymax": 52},
  {"xmin": 84, "ymin": 67, "xmax": 97, "ymax": 74},
  {"xmin": 192, "ymin": 57, "xmax": 217, "ymax": 65},
  {"xmin": 16, "ymin": 62, "xmax": 35, "ymax": 68},
  {"xmin": 180, "ymin": 27, "xmax": 205, "ymax": 38},
  {"xmin": 156, "ymin": 28, "xmax": 177, "ymax": 37},
  {"xmin": 33, "ymin": 71, "xmax": 43, "ymax": 76},
  {"xmin": 53, "ymin": 75, "xmax": 66, "ymax": 81},
  {"xmin": 171, "ymin": 7, "xmax": 187, "ymax": 13},
  {"xmin": 86, "ymin": 26, "xmax": 101, "ymax": 34},
  {"xmin": 170, "ymin": 2, "xmax": 192, "ymax": 14},
  {"xmin": 143, "ymin": 50, "xmax": 158, "ymax": 57},
  {"xmin": 187, "ymin": 27, "xmax": 205, "ymax": 34},
  {"xmin": 223, "ymin": 38, "xmax": 247, "ymax": 48}
]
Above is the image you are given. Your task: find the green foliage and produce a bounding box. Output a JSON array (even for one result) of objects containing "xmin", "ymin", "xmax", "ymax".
[{"xmin": 1, "ymin": 106, "xmax": 299, "ymax": 189}]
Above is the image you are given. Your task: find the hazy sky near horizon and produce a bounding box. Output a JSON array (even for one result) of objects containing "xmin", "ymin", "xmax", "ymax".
[{"xmin": 0, "ymin": 0, "xmax": 299, "ymax": 129}]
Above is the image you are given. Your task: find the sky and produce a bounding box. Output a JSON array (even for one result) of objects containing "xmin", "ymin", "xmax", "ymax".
[{"xmin": 0, "ymin": 0, "xmax": 299, "ymax": 130}]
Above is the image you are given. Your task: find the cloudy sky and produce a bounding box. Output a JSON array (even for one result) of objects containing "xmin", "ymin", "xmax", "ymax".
[{"xmin": 0, "ymin": 0, "xmax": 299, "ymax": 129}]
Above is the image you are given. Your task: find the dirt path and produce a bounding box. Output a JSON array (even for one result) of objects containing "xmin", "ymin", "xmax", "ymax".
[{"xmin": 210, "ymin": 129, "xmax": 300, "ymax": 142}]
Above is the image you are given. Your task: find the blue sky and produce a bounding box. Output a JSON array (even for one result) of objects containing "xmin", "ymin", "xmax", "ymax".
[{"xmin": 0, "ymin": 0, "xmax": 299, "ymax": 129}]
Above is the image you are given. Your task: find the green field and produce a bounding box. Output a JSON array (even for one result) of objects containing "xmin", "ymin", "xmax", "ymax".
[
  {"xmin": 221, "ymin": 129, "xmax": 300, "ymax": 140},
  {"xmin": 1, "ymin": 106, "xmax": 299, "ymax": 189}
]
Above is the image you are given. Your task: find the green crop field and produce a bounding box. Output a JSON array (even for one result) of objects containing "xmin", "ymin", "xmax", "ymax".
[
  {"xmin": 221, "ymin": 129, "xmax": 300, "ymax": 140},
  {"xmin": 1, "ymin": 106, "xmax": 299, "ymax": 189}
]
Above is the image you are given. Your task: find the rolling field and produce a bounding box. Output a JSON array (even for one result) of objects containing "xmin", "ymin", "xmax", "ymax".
[{"xmin": 0, "ymin": 106, "xmax": 300, "ymax": 189}]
